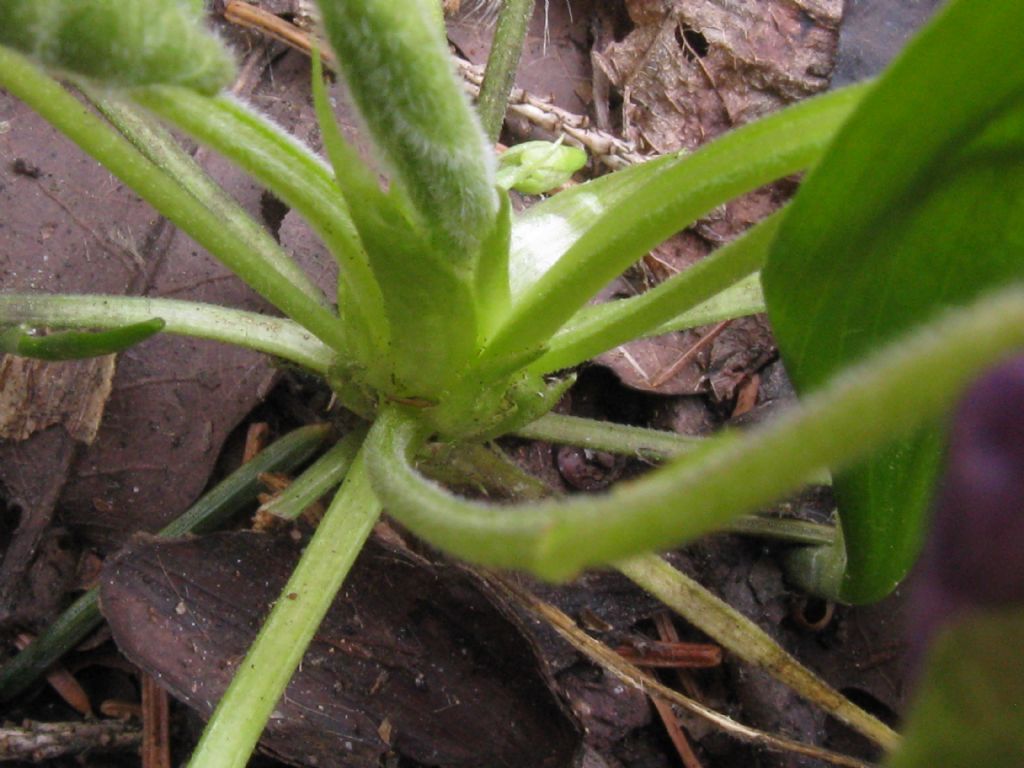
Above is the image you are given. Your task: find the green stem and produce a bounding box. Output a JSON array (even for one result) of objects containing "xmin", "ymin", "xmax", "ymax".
[
  {"xmin": 259, "ymin": 427, "xmax": 366, "ymax": 519},
  {"xmin": 187, "ymin": 446, "xmax": 381, "ymax": 768},
  {"xmin": 616, "ymin": 554, "xmax": 900, "ymax": 751},
  {"xmin": 534, "ymin": 212, "xmax": 779, "ymax": 373},
  {"xmin": 365, "ymin": 284, "xmax": 1024, "ymax": 580},
  {"xmin": 0, "ymin": 47, "xmax": 347, "ymax": 353},
  {"xmin": 482, "ymin": 84, "xmax": 868, "ymax": 368},
  {"xmin": 783, "ymin": 530, "xmax": 848, "ymax": 600},
  {"xmin": 724, "ymin": 515, "xmax": 836, "ymax": 547},
  {"xmin": 0, "ymin": 294, "xmax": 334, "ymax": 374},
  {"xmin": 434, "ymin": 431, "xmax": 833, "ymax": 545},
  {"xmin": 89, "ymin": 92, "xmax": 328, "ymax": 306},
  {"xmin": 476, "ymin": 0, "xmax": 534, "ymax": 142},
  {"xmin": 130, "ymin": 87, "xmax": 388, "ymax": 357},
  {"xmin": 0, "ymin": 424, "xmax": 329, "ymax": 702},
  {"xmin": 419, "ymin": 442, "xmax": 553, "ymax": 500},
  {"xmin": 514, "ymin": 412, "xmax": 700, "ymax": 460}
]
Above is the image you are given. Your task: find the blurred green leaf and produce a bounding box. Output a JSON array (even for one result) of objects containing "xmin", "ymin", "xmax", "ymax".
[
  {"xmin": 887, "ymin": 610, "xmax": 1024, "ymax": 768},
  {"xmin": 0, "ymin": 0, "xmax": 234, "ymax": 93},
  {"xmin": 762, "ymin": 0, "xmax": 1024, "ymax": 602}
]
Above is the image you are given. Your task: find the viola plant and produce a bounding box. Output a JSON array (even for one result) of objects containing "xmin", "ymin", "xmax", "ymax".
[{"xmin": 1, "ymin": 0, "xmax": 1022, "ymax": 766}]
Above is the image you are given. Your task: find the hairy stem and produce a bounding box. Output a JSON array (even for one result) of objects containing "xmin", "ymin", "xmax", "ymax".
[
  {"xmin": 476, "ymin": 0, "xmax": 535, "ymax": 142},
  {"xmin": 89, "ymin": 91, "xmax": 328, "ymax": 306},
  {"xmin": 131, "ymin": 86, "xmax": 388, "ymax": 357},
  {"xmin": 366, "ymin": 284, "xmax": 1024, "ymax": 579}
]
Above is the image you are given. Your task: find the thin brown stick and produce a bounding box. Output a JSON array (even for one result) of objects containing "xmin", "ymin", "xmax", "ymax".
[
  {"xmin": 0, "ymin": 720, "xmax": 141, "ymax": 761},
  {"xmin": 651, "ymin": 695, "xmax": 705, "ymax": 768},
  {"xmin": 614, "ymin": 638, "xmax": 722, "ymax": 668},
  {"xmin": 13, "ymin": 634, "xmax": 92, "ymax": 717},
  {"xmin": 481, "ymin": 571, "xmax": 876, "ymax": 768},
  {"xmin": 242, "ymin": 422, "xmax": 271, "ymax": 464},
  {"xmin": 224, "ymin": 2, "xmax": 334, "ymax": 66},
  {"xmin": 651, "ymin": 613, "xmax": 705, "ymax": 768},
  {"xmin": 141, "ymin": 675, "xmax": 171, "ymax": 768},
  {"xmin": 650, "ymin": 320, "xmax": 732, "ymax": 388},
  {"xmin": 654, "ymin": 613, "xmax": 704, "ymax": 698}
]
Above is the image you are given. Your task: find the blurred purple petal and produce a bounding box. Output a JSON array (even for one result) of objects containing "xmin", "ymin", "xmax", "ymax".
[{"xmin": 909, "ymin": 355, "xmax": 1024, "ymax": 665}]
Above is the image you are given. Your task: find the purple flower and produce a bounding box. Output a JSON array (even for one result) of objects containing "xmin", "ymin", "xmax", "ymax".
[{"xmin": 909, "ymin": 355, "xmax": 1024, "ymax": 666}]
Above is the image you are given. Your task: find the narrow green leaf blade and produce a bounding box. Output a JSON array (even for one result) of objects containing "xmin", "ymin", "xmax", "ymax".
[
  {"xmin": 1, "ymin": 318, "xmax": 165, "ymax": 360},
  {"xmin": 488, "ymin": 84, "xmax": 867, "ymax": 367},
  {"xmin": 762, "ymin": 0, "xmax": 1024, "ymax": 602}
]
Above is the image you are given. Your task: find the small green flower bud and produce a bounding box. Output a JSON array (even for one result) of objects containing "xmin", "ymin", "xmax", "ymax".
[{"xmin": 496, "ymin": 140, "xmax": 587, "ymax": 194}]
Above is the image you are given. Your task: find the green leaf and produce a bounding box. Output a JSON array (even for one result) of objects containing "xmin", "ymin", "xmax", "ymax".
[
  {"xmin": 886, "ymin": 610, "xmax": 1024, "ymax": 768},
  {"xmin": 0, "ymin": 0, "xmax": 234, "ymax": 94},
  {"xmin": 485, "ymin": 83, "xmax": 867, "ymax": 369},
  {"xmin": 762, "ymin": 0, "xmax": 1024, "ymax": 603},
  {"xmin": 1, "ymin": 318, "xmax": 165, "ymax": 360},
  {"xmin": 531, "ymin": 212, "xmax": 779, "ymax": 373},
  {"xmin": 0, "ymin": 48, "xmax": 348, "ymax": 354}
]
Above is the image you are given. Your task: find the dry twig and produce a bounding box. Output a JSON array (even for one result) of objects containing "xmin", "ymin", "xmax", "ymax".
[{"xmin": 0, "ymin": 720, "xmax": 141, "ymax": 762}]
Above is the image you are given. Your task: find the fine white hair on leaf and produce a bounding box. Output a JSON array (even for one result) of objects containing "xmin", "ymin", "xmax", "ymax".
[
  {"xmin": 0, "ymin": 0, "xmax": 236, "ymax": 94},
  {"xmin": 318, "ymin": 0, "xmax": 498, "ymax": 262}
]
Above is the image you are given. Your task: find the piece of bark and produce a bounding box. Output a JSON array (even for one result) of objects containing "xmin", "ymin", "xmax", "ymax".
[
  {"xmin": 0, "ymin": 356, "xmax": 114, "ymax": 444},
  {"xmin": 100, "ymin": 532, "xmax": 580, "ymax": 768}
]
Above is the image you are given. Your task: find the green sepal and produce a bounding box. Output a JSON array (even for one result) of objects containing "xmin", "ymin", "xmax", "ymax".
[
  {"xmin": 0, "ymin": 0, "xmax": 235, "ymax": 94},
  {"xmin": 417, "ymin": 370, "xmax": 575, "ymax": 443},
  {"xmin": 1, "ymin": 318, "xmax": 165, "ymax": 360}
]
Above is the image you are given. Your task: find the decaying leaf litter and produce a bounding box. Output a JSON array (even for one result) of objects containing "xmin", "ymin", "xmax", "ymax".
[{"xmin": 0, "ymin": 1, "xmax": 939, "ymax": 765}]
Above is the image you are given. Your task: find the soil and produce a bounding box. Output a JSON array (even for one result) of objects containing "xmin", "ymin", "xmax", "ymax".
[{"xmin": 0, "ymin": 1, "xmax": 941, "ymax": 766}]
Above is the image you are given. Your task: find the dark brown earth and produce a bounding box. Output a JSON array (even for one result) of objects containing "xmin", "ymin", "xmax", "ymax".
[{"xmin": 0, "ymin": 1, "xmax": 940, "ymax": 766}]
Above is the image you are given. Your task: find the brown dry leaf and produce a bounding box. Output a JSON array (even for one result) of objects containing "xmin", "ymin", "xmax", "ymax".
[
  {"xmin": 592, "ymin": 0, "xmax": 837, "ymax": 397},
  {"xmin": 597, "ymin": 0, "xmax": 841, "ymax": 153},
  {"xmin": 101, "ymin": 532, "xmax": 580, "ymax": 768}
]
